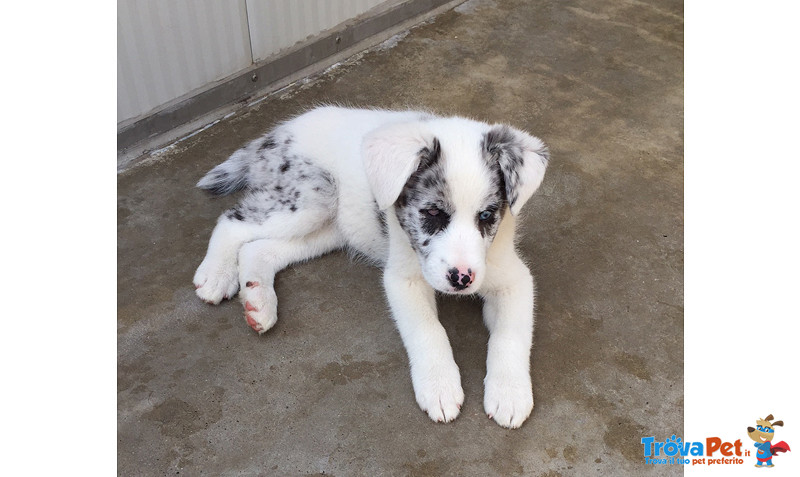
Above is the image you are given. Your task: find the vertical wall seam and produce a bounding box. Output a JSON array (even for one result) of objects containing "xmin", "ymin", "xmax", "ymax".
[{"xmin": 244, "ymin": 0, "xmax": 255, "ymax": 65}]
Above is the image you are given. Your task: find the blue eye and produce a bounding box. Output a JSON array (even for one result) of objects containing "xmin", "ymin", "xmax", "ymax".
[
  {"xmin": 757, "ymin": 426, "xmax": 763, "ymax": 431},
  {"xmin": 766, "ymin": 427, "xmax": 774, "ymax": 433},
  {"xmin": 479, "ymin": 210, "xmax": 492, "ymax": 221}
]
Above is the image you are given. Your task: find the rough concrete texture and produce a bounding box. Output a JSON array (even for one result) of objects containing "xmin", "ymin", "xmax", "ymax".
[{"xmin": 118, "ymin": 0, "xmax": 683, "ymax": 475}]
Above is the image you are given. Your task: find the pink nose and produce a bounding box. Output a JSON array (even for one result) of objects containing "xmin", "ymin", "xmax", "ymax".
[{"xmin": 447, "ymin": 267, "xmax": 474, "ymax": 290}]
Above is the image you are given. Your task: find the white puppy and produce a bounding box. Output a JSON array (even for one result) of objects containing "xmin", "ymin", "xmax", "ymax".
[{"xmin": 193, "ymin": 106, "xmax": 549, "ymax": 428}]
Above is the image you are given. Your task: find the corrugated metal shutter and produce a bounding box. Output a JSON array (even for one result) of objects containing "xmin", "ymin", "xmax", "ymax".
[
  {"xmin": 118, "ymin": 0, "xmax": 388, "ymax": 125},
  {"xmin": 246, "ymin": 0, "xmax": 385, "ymax": 62},
  {"xmin": 117, "ymin": 0, "xmax": 252, "ymax": 123}
]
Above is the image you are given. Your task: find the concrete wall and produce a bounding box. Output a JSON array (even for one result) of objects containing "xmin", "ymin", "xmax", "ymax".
[{"xmin": 118, "ymin": 0, "xmax": 386, "ymax": 126}]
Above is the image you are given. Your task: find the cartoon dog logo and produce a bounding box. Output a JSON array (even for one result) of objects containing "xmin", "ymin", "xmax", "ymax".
[{"xmin": 747, "ymin": 414, "xmax": 791, "ymax": 468}]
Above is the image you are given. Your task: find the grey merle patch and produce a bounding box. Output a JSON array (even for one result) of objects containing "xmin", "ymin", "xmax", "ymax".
[
  {"xmin": 376, "ymin": 205, "xmax": 388, "ymax": 236},
  {"xmin": 476, "ymin": 203, "xmax": 503, "ymax": 238},
  {"xmin": 483, "ymin": 125, "xmax": 533, "ymax": 212},
  {"xmin": 394, "ymin": 135, "xmax": 510, "ymax": 249},
  {"xmin": 214, "ymin": 134, "xmax": 335, "ymax": 224},
  {"xmin": 395, "ymin": 138, "xmax": 449, "ymax": 254},
  {"xmin": 258, "ymin": 135, "xmax": 277, "ymax": 151}
]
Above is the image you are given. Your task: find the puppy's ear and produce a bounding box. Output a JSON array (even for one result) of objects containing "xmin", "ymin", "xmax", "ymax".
[
  {"xmin": 363, "ymin": 122, "xmax": 438, "ymax": 210},
  {"xmin": 772, "ymin": 420, "xmax": 784, "ymax": 427},
  {"xmin": 484, "ymin": 125, "xmax": 550, "ymax": 215}
]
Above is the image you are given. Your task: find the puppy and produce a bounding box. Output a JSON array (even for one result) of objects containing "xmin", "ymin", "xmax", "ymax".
[{"xmin": 193, "ymin": 106, "xmax": 549, "ymax": 428}]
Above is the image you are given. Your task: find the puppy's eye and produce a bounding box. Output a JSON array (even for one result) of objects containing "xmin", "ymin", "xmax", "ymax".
[{"xmin": 478, "ymin": 210, "xmax": 493, "ymax": 221}]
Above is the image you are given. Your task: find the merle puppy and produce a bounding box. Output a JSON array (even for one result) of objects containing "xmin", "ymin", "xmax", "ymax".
[{"xmin": 194, "ymin": 106, "xmax": 549, "ymax": 428}]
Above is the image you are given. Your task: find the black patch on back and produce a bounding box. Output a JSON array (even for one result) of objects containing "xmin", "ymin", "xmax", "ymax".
[
  {"xmin": 221, "ymin": 149, "xmax": 336, "ymax": 225},
  {"xmin": 225, "ymin": 207, "xmax": 245, "ymax": 221},
  {"xmin": 258, "ymin": 135, "xmax": 277, "ymax": 151}
]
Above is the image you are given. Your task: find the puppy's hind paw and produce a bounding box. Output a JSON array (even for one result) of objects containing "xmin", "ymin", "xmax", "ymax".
[
  {"xmin": 193, "ymin": 259, "xmax": 239, "ymax": 304},
  {"xmin": 240, "ymin": 280, "xmax": 278, "ymax": 334}
]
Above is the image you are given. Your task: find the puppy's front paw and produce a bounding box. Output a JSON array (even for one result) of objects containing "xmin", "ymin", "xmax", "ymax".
[
  {"xmin": 411, "ymin": 363, "xmax": 464, "ymax": 423},
  {"xmin": 484, "ymin": 373, "xmax": 533, "ymax": 429},
  {"xmin": 193, "ymin": 259, "xmax": 239, "ymax": 304},
  {"xmin": 239, "ymin": 280, "xmax": 278, "ymax": 334}
]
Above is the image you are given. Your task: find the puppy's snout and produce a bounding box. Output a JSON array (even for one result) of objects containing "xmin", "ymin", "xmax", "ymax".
[
  {"xmin": 748, "ymin": 427, "xmax": 755, "ymax": 433},
  {"xmin": 447, "ymin": 267, "xmax": 474, "ymax": 290}
]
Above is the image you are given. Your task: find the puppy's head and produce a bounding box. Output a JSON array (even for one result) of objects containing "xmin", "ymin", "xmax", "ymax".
[{"xmin": 364, "ymin": 117, "xmax": 549, "ymax": 294}]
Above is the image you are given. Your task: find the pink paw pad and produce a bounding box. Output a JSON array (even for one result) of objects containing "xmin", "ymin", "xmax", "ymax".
[
  {"xmin": 245, "ymin": 281, "xmax": 260, "ymax": 288},
  {"xmin": 245, "ymin": 313, "xmax": 263, "ymax": 333},
  {"xmin": 245, "ymin": 301, "xmax": 258, "ymax": 312}
]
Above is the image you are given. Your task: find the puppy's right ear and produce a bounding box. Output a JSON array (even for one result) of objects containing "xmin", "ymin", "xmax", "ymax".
[{"xmin": 362, "ymin": 122, "xmax": 438, "ymax": 210}]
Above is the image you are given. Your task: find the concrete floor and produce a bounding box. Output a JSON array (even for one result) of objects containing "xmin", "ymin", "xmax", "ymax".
[{"xmin": 117, "ymin": 0, "xmax": 683, "ymax": 475}]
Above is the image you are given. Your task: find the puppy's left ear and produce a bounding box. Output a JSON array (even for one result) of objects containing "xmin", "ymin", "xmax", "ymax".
[{"xmin": 484, "ymin": 125, "xmax": 550, "ymax": 215}]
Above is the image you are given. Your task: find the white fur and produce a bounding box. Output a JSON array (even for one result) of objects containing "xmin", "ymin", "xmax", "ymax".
[
  {"xmin": 193, "ymin": 106, "xmax": 548, "ymax": 428},
  {"xmin": 363, "ymin": 121, "xmax": 435, "ymax": 210}
]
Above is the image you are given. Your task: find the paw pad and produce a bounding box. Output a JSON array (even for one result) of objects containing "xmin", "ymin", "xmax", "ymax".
[{"xmin": 245, "ymin": 313, "xmax": 264, "ymax": 332}]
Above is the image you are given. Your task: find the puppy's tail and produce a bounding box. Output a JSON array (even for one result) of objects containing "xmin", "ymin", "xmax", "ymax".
[{"xmin": 196, "ymin": 148, "xmax": 252, "ymax": 196}]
